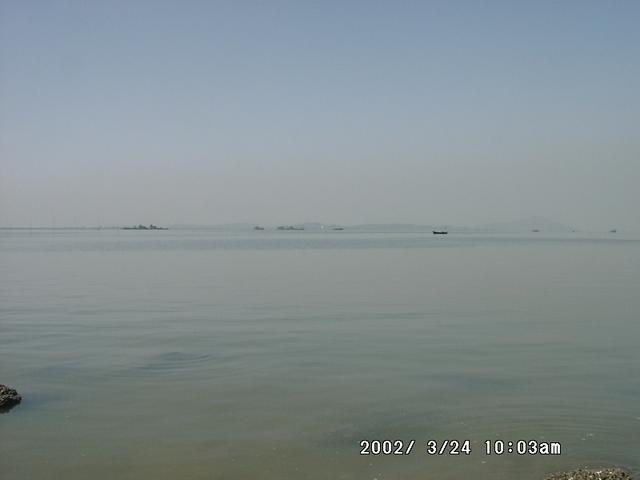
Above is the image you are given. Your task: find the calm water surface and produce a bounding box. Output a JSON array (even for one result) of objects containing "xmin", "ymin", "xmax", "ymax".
[{"xmin": 1, "ymin": 230, "xmax": 639, "ymax": 479}]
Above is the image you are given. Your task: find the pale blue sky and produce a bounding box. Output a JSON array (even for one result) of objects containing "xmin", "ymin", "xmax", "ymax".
[{"xmin": 1, "ymin": 1, "xmax": 639, "ymax": 228}]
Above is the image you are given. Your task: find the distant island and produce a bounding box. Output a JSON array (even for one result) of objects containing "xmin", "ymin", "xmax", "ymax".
[
  {"xmin": 91, "ymin": 217, "xmax": 630, "ymax": 234},
  {"xmin": 123, "ymin": 224, "xmax": 168, "ymax": 230},
  {"xmin": 277, "ymin": 225, "xmax": 305, "ymax": 231}
]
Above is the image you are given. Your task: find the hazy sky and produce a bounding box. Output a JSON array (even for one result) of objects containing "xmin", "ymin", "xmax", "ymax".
[{"xmin": 1, "ymin": 1, "xmax": 638, "ymax": 229}]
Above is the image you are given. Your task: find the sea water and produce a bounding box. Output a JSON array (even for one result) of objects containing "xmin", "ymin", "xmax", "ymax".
[{"xmin": 1, "ymin": 229, "xmax": 639, "ymax": 479}]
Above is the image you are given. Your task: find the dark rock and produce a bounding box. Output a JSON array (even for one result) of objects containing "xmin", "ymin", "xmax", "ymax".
[
  {"xmin": 0, "ymin": 384, "xmax": 22, "ymax": 411},
  {"xmin": 545, "ymin": 468, "xmax": 632, "ymax": 480}
]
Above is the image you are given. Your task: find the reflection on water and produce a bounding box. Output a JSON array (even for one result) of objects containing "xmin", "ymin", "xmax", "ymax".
[
  {"xmin": 137, "ymin": 352, "xmax": 215, "ymax": 372},
  {"xmin": 1, "ymin": 230, "xmax": 639, "ymax": 479}
]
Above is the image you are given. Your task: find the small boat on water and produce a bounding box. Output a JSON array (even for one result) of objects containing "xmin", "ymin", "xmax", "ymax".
[
  {"xmin": 433, "ymin": 230, "xmax": 448, "ymax": 235},
  {"xmin": 332, "ymin": 227, "xmax": 344, "ymax": 231},
  {"xmin": 253, "ymin": 226, "xmax": 265, "ymax": 230},
  {"xmin": 610, "ymin": 229, "xmax": 617, "ymax": 233}
]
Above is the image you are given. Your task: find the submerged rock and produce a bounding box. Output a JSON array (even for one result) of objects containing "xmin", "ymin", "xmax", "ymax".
[
  {"xmin": 545, "ymin": 468, "xmax": 632, "ymax": 480},
  {"xmin": 0, "ymin": 384, "xmax": 22, "ymax": 411}
]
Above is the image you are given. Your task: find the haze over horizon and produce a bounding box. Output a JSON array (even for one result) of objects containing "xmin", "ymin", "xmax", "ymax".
[{"xmin": 1, "ymin": 1, "xmax": 639, "ymax": 230}]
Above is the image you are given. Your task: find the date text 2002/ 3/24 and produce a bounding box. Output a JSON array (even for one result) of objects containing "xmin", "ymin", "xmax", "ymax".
[{"xmin": 359, "ymin": 440, "xmax": 470, "ymax": 456}]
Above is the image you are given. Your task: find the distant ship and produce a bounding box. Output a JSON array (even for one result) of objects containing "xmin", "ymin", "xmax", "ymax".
[
  {"xmin": 123, "ymin": 224, "xmax": 168, "ymax": 230},
  {"xmin": 432, "ymin": 230, "xmax": 448, "ymax": 235},
  {"xmin": 610, "ymin": 229, "xmax": 617, "ymax": 233},
  {"xmin": 253, "ymin": 226, "xmax": 265, "ymax": 230},
  {"xmin": 532, "ymin": 229, "xmax": 540, "ymax": 233},
  {"xmin": 332, "ymin": 227, "xmax": 344, "ymax": 231}
]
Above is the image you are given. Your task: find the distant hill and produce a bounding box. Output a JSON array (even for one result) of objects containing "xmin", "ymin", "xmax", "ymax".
[
  {"xmin": 167, "ymin": 217, "xmax": 575, "ymax": 233},
  {"xmin": 351, "ymin": 223, "xmax": 445, "ymax": 232},
  {"xmin": 169, "ymin": 223, "xmax": 255, "ymax": 230}
]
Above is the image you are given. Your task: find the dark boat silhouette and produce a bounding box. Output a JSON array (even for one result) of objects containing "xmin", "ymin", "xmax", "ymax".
[
  {"xmin": 253, "ymin": 226, "xmax": 265, "ymax": 230},
  {"xmin": 433, "ymin": 230, "xmax": 448, "ymax": 235}
]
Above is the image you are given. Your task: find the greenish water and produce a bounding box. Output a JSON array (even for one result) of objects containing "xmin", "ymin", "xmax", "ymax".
[{"xmin": 1, "ymin": 230, "xmax": 639, "ymax": 479}]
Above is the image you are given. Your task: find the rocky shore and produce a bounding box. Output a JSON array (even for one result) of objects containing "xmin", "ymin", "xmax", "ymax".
[
  {"xmin": 545, "ymin": 468, "xmax": 632, "ymax": 480},
  {"xmin": 0, "ymin": 384, "xmax": 21, "ymax": 411}
]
